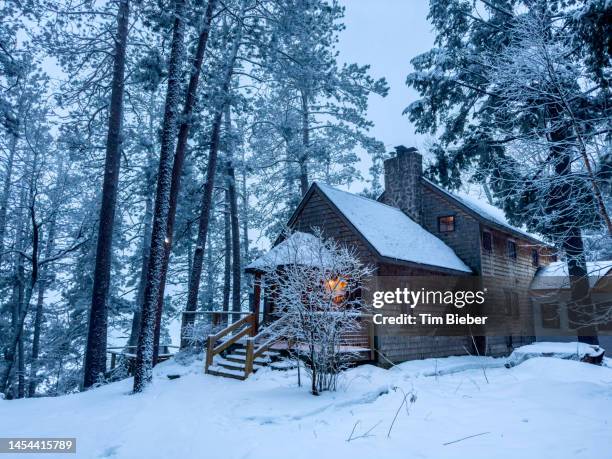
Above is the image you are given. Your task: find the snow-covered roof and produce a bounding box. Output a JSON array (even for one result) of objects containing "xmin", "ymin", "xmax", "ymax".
[
  {"xmin": 315, "ymin": 183, "xmax": 472, "ymax": 273},
  {"xmin": 530, "ymin": 261, "xmax": 612, "ymax": 290},
  {"xmin": 423, "ymin": 178, "xmax": 544, "ymax": 243},
  {"xmin": 245, "ymin": 231, "xmax": 333, "ymax": 271}
]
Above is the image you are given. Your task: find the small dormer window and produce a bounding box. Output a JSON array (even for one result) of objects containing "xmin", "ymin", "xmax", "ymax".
[
  {"xmin": 482, "ymin": 231, "xmax": 492, "ymax": 252},
  {"xmin": 531, "ymin": 249, "xmax": 539, "ymax": 267},
  {"xmin": 507, "ymin": 240, "xmax": 517, "ymax": 260},
  {"xmin": 438, "ymin": 215, "xmax": 455, "ymax": 232}
]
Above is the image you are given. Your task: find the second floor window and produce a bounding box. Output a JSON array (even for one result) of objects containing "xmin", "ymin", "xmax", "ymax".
[
  {"xmin": 531, "ymin": 249, "xmax": 539, "ymax": 267},
  {"xmin": 482, "ymin": 231, "xmax": 492, "ymax": 252},
  {"xmin": 507, "ymin": 240, "xmax": 517, "ymax": 260},
  {"xmin": 438, "ymin": 215, "xmax": 455, "ymax": 232}
]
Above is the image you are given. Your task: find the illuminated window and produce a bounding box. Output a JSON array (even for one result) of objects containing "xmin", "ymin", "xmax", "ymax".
[
  {"xmin": 438, "ymin": 215, "xmax": 455, "ymax": 232},
  {"xmin": 325, "ymin": 277, "xmax": 348, "ymax": 304}
]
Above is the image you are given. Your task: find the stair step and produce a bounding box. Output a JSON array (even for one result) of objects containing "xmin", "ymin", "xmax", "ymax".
[
  {"xmin": 225, "ymin": 354, "xmax": 271, "ymax": 365},
  {"xmin": 217, "ymin": 361, "xmax": 246, "ymax": 372},
  {"xmin": 231, "ymin": 348, "xmax": 281, "ymax": 359},
  {"xmin": 206, "ymin": 366, "xmax": 246, "ymax": 380},
  {"xmin": 214, "ymin": 356, "xmax": 266, "ymax": 372}
]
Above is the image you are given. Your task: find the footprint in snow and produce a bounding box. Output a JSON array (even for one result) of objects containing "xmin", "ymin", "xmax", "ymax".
[{"xmin": 99, "ymin": 445, "xmax": 120, "ymax": 457}]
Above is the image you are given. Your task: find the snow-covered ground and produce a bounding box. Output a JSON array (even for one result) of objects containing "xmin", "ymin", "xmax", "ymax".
[{"xmin": 1, "ymin": 352, "xmax": 611, "ymax": 459}]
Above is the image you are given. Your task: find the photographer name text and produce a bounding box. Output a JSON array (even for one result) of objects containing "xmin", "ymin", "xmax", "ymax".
[{"xmin": 371, "ymin": 288, "xmax": 489, "ymax": 326}]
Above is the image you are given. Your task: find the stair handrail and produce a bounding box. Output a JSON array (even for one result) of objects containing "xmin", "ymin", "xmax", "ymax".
[
  {"xmin": 210, "ymin": 313, "xmax": 253, "ymax": 342},
  {"xmin": 205, "ymin": 313, "xmax": 255, "ymax": 372},
  {"xmin": 243, "ymin": 315, "xmax": 291, "ymax": 377},
  {"xmin": 252, "ymin": 314, "xmax": 287, "ymax": 341}
]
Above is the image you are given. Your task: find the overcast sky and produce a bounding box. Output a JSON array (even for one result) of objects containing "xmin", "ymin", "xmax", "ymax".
[{"xmin": 336, "ymin": 0, "xmax": 434, "ymax": 189}]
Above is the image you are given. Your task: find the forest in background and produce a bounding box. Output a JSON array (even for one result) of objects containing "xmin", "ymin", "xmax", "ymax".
[
  {"xmin": 0, "ymin": 0, "xmax": 389, "ymax": 397},
  {"xmin": 0, "ymin": 0, "xmax": 610, "ymax": 399}
]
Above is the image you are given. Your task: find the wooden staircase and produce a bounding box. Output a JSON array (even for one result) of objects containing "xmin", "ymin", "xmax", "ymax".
[
  {"xmin": 204, "ymin": 313, "xmax": 287, "ymax": 380},
  {"xmin": 207, "ymin": 343, "xmax": 282, "ymax": 380}
]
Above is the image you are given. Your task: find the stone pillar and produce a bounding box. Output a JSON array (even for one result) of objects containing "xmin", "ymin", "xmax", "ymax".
[{"xmin": 383, "ymin": 145, "xmax": 423, "ymax": 224}]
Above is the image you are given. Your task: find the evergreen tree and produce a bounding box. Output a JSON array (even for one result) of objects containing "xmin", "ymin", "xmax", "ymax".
[{"xmin": 406, "ymin": 0, "xmax": 611, "ymax": 342}]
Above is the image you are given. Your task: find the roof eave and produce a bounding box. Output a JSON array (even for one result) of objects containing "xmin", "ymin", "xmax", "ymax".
[
  {"xmin": 422, "ymin": 179, "xmax": 551, "ymax": 248},
  {"xmin": 377, "ymin": 254, "xmax": 473, "ymax": 275}
]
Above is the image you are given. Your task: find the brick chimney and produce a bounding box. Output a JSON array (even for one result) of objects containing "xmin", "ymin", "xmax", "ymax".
[{"xmin": 383, "ymin": 145, "xmax": 423, "ymax": 224}]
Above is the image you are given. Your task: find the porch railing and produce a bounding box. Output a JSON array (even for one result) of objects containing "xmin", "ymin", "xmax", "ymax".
[
  {"xmin": 243, "ymin": 315, "xmax": 290, "ymax": 375},
  {"xmin": 106, "ymin": 344, "xmax": 179, "ymax": 376},
  {"xmin": 204, "ymin": 313, "xmax": 257, "ymax": 372},
  {"xmin": 180, "ymin": 311, "xmax": 253, "ymax": 349}
]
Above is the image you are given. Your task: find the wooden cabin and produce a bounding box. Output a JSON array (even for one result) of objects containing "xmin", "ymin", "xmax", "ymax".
[{"xmin": 202, "ymin": 146, "xmax": 564, "ymax": 379}]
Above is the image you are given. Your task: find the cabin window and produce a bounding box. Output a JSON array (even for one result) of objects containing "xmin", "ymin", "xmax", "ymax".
[
  {"xmin": 551, "ymin": 253, "xmax": 558, "ymax": 262},
  {"xmin": 504, "ymin": 290, "xmax": 520, "ymax": 317},
  {"xmin": 438, "ymin": 215, "xmax": 455, "ymax": 232},
  {"xmin": 507, "ymin": 240, "xmax": 517, "ymax": 260},
  {"xmin": 531, "ymin": 249, "xmax": 539, "ymax": 267},
  {"xmin": 504, "ymin": 291, "xmax": 512, "ymax": 316},
  {"xmin": 325, "ymin": 277, "xmax": 348, "ymax": 304},
  {"xmin": 482, "ymin": 231, "xmax": 492, "ymax": 252},
  {"xmin": 541, "ymin": 303, "xmax": 560, "ymax": 329},
  {"xmin": 512, "ymin": 292, "xmax": 520, "ymax": 318}
]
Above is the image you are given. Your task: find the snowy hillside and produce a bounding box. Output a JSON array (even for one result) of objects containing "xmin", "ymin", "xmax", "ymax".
[{"xmin": 1, "ymin": 353, "xmax": 611, "ymax": 459}]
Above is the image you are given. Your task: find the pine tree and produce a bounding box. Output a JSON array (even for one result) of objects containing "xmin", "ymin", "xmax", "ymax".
[
  {"xmin": 133, "ymin": 0, "xmax": 188, "ymax": 393},
  {"xmin": 83, "ymin": 0, "xmax": 131, "ymax": 389}
]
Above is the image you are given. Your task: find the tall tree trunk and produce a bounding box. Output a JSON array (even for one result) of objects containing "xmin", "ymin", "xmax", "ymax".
[
  {"xmin": 151, "ymin": 0, "xmax": 217, "ymax": 362},
  {"xmin": 183, "ymin": 14, "xmax": 244, "ymax": 333},
  {"xmin": 222, "ymin": 186, "xmax": 231, "ymax": 319},
  {"xmin": 0, "ymin": 133, "xmax": 17, "ymax": 269},
  {"xmin": 27, "ymin": 214, "xmax": 56, "ymax": 397},
  {"xmin": 205, "ymin": 235, "xmax": 214, "ymax": 311},
  {"xmin": 299, "ymin": 90, "xmax": 310, "ymax": 196},
  {"xmin": 133, "ymin": 0, "xmax": 186, "ymax": 393},
  {"xmin": 549, "ymin": 103, "xmax": 598, "ymax": 344},
  {"xmin": 229, "ymin": 169, "xmax": 241, "ymax": 320},
  {"xmin": 240, "ymin": 148, "xmax": 249, "ymax": 260},
  {"xmin": 9, "ymin": 188, "xmax": 27, "ymax": 398},
  {"xmin": 225, "ymin": 108, "xmax": 241, "ymax": 321},
  {"xmin": 28, "ymin": 154, "xmax": 65, "ymax": 397},
  {"xmin": 562, "ymin": 228, "xmax": 597, "ymax": 343},
  {"xmin": 0, "ymin": 201, "xmax": 39, "ymax": 396},
  {"xmin": 128, "ymin": 92, "xmax": 157, "ymax": 349},
  {"xmin": 83, "ymin": 0, "xmax": 130, "ymax": 389},
  {"xmin": 127, "ymin": 185, "xmax": 153, "ymax": 348}
]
